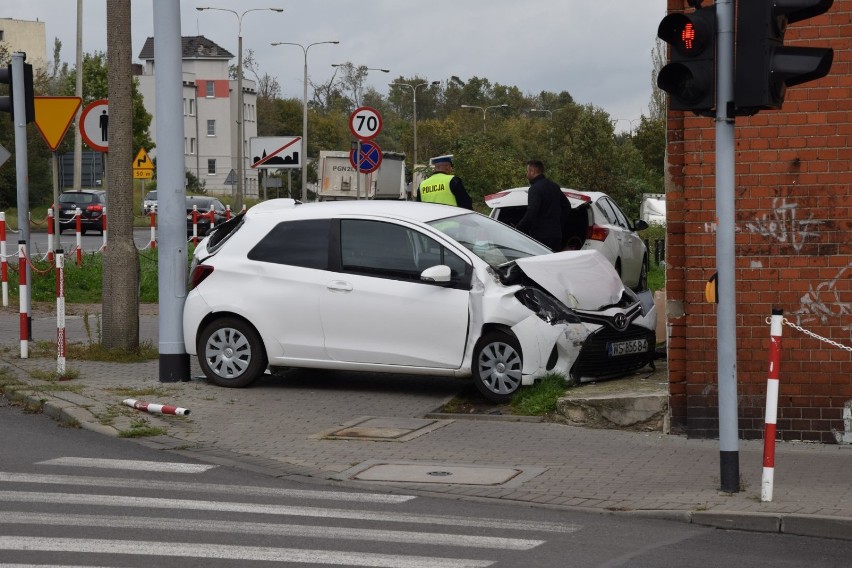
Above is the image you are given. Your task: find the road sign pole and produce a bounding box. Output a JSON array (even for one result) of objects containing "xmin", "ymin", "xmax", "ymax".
[
  {"xmin": 356, "ymin": 142, "xmax": 361, "ymax": 200},
  {"xmin": 12, "ymin": 53, "xmax": 31, "ymax": 337}
]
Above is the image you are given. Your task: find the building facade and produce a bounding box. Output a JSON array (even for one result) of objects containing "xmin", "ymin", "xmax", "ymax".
[
  {"xmin": 0, "ymin": 18, "xmax": 47, "ymax": 71},
  {"xmin": 136, "ymin": 36, "xmax": 259, "ymax": 198},
  {"xmin": 663, "ymin": 0, "xmax": 852, "ymax": 442}
]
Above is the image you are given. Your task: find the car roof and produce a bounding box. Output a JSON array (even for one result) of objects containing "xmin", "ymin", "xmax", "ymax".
[
  {"xmin": 483, "ymin": 186, "xmax": 602, "ymax": 209},
  {"xmin": 245, "ymin": 198, "xmax": 471, "ymax": 224}
]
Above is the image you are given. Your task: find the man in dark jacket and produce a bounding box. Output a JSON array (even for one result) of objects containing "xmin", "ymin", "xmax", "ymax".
[{"xmin": 516, "ymin": 160, "xmax": 569, "ymax": 251}]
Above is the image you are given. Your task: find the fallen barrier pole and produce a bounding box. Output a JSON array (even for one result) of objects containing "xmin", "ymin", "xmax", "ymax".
[
  {"xmin": 123, "ymin": 398, "xmax": 191, "ymax": 416},
  {"xmin": 761, "ymin": 308, "xmax": 783, "ymax": 503}
]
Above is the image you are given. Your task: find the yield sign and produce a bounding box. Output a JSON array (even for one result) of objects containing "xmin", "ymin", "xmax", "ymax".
[{"xmin": 33, "ymin": 96, "xmax": 82, "ymax": 151}]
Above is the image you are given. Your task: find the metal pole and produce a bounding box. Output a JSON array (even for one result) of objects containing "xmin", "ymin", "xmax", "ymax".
[
  {"xmin": 236, "ymin": 30, "xmax": 244, "ymax": 210},
  {"xmin": 11, "ymin": 53, "xmax": 31, "ymax": 337},
  {"xmin": 154, "ymin": 0, "xmax": 190, "ymax": 382},
  {"xmin": 715, "ymin": 0, "xmax": 740, "ymax": 493},
  {"xmin": 301, "ymin": 50, "xmax": 308, "ymax": 202},
  {"xmin": 412, "ymin": 88, "xmax": 418, "ymax": 171}
]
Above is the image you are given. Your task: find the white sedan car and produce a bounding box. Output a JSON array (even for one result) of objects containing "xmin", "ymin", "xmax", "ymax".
[
  {"xmin": 183, "ymin": 199, "xmax": 656, "ymax": 403},
  {"xmin": 485, "ymin": 188, "xmax": 650, "ymax": 291}
]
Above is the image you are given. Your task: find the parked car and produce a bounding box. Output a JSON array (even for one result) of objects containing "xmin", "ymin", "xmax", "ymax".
[
  {"xmin": 57, "ymin": 190, "xmax": 107, "ymax": 235},
  {"xmin": 485, "ymin": 187, "xmax": 650, "ymax": 291},
  {"xmin": 183, "ymin": 199, "xmax": 656, "ymax": 403},
  {"xmin": 186, "ymin": 195, "xmax": 227, "ymax": 237},
  {"xmin": 142, "ymin": 190, "xmax": 158, "ymax": 215}
]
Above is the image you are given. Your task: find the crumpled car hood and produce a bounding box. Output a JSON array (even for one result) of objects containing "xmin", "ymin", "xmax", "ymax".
[{"xmin": 514, "ymin": 250, "xmax": 624, "ymax": 310}]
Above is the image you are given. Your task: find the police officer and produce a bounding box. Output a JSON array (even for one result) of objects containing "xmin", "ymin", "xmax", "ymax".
[{"xmin": 416, "ymin": 155, "xmax": 473, "ymax": 209}]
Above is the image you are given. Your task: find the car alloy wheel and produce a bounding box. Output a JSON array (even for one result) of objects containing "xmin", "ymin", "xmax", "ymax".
[
  {"xmin": 198, "ymin": 317, "xmax": 266, "ymax": 388},
  {"xmin": 473, "ymin": 331, "xmax": 523, "ymax": 403}
]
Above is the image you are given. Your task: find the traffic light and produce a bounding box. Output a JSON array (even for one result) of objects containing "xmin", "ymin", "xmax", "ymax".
[
  {"xmin": 735, "ymin": 0, "xmax": 834, "ymax": 113},
  {"xmin": 0, "ymin": 62, "xmax": 35, "ymax": 123},
  {"xmin": 657, "ymin": 4, "xmax": 717, "ymax": 114}
]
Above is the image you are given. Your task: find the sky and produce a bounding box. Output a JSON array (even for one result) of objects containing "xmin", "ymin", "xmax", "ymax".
[{"xmin": 9, "ymin": 0, "xmax": 667, "ymax": 133}]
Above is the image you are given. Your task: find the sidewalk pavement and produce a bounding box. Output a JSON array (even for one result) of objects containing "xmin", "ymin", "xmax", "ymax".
[{"xmin": 1, "ymin": 305, "xmax": 851, "ymax": 541}]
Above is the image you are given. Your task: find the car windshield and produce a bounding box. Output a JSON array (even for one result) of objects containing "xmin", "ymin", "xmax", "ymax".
[
  {"xmin": 428, "ymin": 212, "xmax": 551, "ymax": 267},
  {"xmin": 146, "ymin": 191, "xmax": 157, "ymax": 200},
  {"xmin": 59, "ymin": 193, "xmax": 97, "ymax": 204}
]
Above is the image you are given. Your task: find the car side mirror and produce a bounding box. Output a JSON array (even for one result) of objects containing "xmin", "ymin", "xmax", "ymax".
[
  {"xmin": 421, "ymin": 264, "xmax": 452, "ymax": 283},
  {"xmin": 633, "ymin": 219, "xmax": 649, "ymax": 231}
]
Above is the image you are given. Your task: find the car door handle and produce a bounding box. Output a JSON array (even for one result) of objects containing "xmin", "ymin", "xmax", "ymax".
[{"xmin": 327, "ymin": 280, "xmax": 353, "ymax": 293}]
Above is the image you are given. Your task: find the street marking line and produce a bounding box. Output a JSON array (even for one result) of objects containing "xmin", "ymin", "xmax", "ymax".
[
  {"xmin": 0, "ymin": 472, "xmax": 415, "ymax": 504},
  {"xmin": 0, "ymin": 491, "xmax": 579, "ymax": 533},
  {"xmin": 36, "ymin": 457, "xmax": 217, "ymax": 473},
  {"xmin": 1, "ymin": 512, "xmax": 545, "ymax": 550},
  {"xmin": 0, "ymin": 537, "xmax": 494, "ymax": 568}
]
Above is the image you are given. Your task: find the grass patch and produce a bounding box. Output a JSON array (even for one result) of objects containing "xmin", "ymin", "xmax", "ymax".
[
  {"xmin": 511, "ymin": 373, "xmax": 570, "ymax": 416},
  {"xmin": 27, "ymin": 338, "xmax": 158, "ymax": 363},
  {"xmin": 118, "ymin": 416, "xmax": 167, "ymax": 438},
  {"xmin": 106, "ymin": 386, "xmax": 177, "ymax": 398}
]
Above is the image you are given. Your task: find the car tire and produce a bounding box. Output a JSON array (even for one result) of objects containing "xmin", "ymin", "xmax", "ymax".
[
  {"xmin": 472, "ymin": 331, "xmax": 523, "ymax": 404},
  {"xmin": 197, "ymin": 317, "xmax": 267, "ymax": 388}
]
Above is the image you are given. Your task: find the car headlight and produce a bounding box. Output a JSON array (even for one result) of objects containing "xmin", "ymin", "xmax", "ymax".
[{"xmin": 515, "ymin": 287, "xmax": 581, "ymax": 325}]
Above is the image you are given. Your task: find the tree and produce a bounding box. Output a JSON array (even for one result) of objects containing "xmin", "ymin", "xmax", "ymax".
[{"xmin": 101, "ymin": 0, "xmax": 139, "ymax": 351}]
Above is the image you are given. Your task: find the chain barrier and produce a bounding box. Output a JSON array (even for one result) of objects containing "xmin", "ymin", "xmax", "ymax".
[{"xmin": 773, "ymin": 317, "xmax": 852, "ymax": 353}]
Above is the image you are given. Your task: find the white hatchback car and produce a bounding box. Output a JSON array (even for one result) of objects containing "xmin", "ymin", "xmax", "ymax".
[
  {"xmin": 485, "ymin": 188, "xmax": 650, "ymax": 291},
  {"xmin": 183, "ymin": 199, "xmax": 656, "ymax": 403}
]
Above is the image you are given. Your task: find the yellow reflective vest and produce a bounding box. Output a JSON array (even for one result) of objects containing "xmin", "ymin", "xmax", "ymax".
[{"xmin": 418, "ymin": 173, "xmax": 457, "ymax": 206}]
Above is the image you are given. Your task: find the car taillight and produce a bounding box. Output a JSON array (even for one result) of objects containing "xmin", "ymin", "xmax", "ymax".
[
  {"xmin": 587, "ymin": 225, "xmax": 609, "ymax": 242},
  {"xmin": 86, "ymin": 204, "xmax": 104, "ymax": 213},
  {"xmin": 484, "ymin": 191, "xmax": 510, "ymax": 203},
  {"xmin": 189, "ymin": 264, "xmax": 214, "ymax": 289}
]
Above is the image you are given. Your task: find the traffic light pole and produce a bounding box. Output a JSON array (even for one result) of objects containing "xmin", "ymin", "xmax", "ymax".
[
  {"xmin": 715, "ymin": 0, "xmax": 740, "ymax": 493},
  {"xmin": 11, "ymin": 52, "xmax": 31, "ymax": 339}
]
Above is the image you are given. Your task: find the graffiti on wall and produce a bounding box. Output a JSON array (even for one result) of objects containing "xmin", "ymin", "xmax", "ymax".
[
  {"xmin": 704, "ymin": 197, "xmax": 824, "ymax": 252},
  {"xmin": 744, "ymin": 197, "xmax": 823, "ymax": 252},
  {"xmin": 792, "ymin": 263, "xmax": 852, "ymax": 333}
]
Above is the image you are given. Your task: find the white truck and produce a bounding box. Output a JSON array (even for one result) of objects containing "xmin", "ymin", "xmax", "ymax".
[{"xmin": 317, "ymin": 150, "xmax": 406, "ymax": 201}]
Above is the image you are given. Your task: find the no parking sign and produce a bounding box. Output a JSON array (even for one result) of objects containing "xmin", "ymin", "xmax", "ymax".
[{"xmin": 350, "ymin": 140, "xmax": 383, "ymax": 174}]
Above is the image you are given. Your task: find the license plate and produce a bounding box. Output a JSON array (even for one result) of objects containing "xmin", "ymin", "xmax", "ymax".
[{"xmin": 607, "ymin": 338, "xmax": 648, "ymax": 357}]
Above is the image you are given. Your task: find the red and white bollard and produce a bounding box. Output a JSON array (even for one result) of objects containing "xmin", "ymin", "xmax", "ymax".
[
  {"xmin": 18, "ymin": 240, "xmax": 28, "ymax": 359},
  {"xmin": 191, "ymin": 206, "xmax": 199, "ymax": 245},
  {"xmin": 74, "ymin": 207, "xmax": 83, "ymax": 266},
  {"xmin": 56, "ymin": 249, "xmax": 66, "ymax": 375},
  {"xmin": 225, "ymin": 204, "xmax": 231, "ymax": 221},
  {"xmin": 100, "ymin": 206, "xmax": 108, "ymax": 251},
  {"xmin": 208, "ymin": 207, "xmax": 216, "ymax": 233},
  {"xmin": 761, "ymin": 308, "xmax": 784, "ymax": 502},
  {"xmin": 149, "ymin": 211, "xmax": 157, "ymax": 250},
  {"xmin": 122, "ymin": 398, "xmax": 191, "ymax": 416},
  {"xmin": 46, "ymin": 208, "xmax": 55, "ymax": 262},
  {"xmin": 1, "ymin": 211, "xmax": 8, "ymax": 307}
]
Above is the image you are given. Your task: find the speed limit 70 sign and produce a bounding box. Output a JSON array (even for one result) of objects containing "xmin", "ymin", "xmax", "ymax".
[{"xmin": 349, "ymin": 106, "xmax": 382, "ymax": 140}]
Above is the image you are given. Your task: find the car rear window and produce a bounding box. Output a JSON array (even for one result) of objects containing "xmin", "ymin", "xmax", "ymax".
[
  {"xmin": 247, "ymin": 219, "xmax": 330, "ymax": 270},
  {"xmin": 59, "ymin": 193, "xmax": 97, "ymax": 204}
]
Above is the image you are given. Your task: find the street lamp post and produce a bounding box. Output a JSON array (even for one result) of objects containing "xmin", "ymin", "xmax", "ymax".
[
  {"xmin": 331, "ymin": 63, "xmax": 389, "ymax": 108},
  {"xmin": 197, "ymin": 6, "xmax": 283, "ymax": 211},
  {"xmin": 271, "ymin": 40, "xmax": 339, "ymax": 202},
  {"xmin": 529, "ymin": 108, "xmax": 554, "ymax": 148},
  {"xmin": 388, "ymin": 80, "xmax": 439, "ymax": 171},
  {"xmin": 460, "ymin": 103, "xmax": 509, "ymax": 132}
]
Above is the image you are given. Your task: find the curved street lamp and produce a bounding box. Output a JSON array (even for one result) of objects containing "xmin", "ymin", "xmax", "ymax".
[
  {"xmin": 389, "ymin": 80, "xmax": 439, "ymax": 170},
  {"xmin": 197, "ymin": 6, "xmax": 284, "ymax": 210},
  {"xmin": 271, "ymin": 40, "xmax": 339, "ymax": 202},
  {"xmin": 460, "ymin": 103, "xmax": 509, "ymax": 132},
  {"xmin": 331, "ymin": 63, "xmax": 390, "ymax": 108}
]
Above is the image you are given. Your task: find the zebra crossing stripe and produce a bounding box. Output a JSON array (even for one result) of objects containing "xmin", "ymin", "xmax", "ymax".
[
  {"xmin": 0, "ymin": 472, "xmax": 416, "ymax": 504},
  {"xmin": 0, "ymin": 491, "xmax": 578, "ymax": 533},
  {"xmin": 0, "ymin": 537, "xmax": 495, "ymax": 568},
  {"xmin": 0, "ymin": 512, "xmax": 546, "ymax": 550},
  {"xmin": 36, "ymin": 457, "xmax": 216, "ymax": 473}
]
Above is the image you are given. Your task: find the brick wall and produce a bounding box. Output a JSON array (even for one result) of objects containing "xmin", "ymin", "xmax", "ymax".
[{"xmin": 665, "ymin": 0, "xmax": 852, "ymax": 442}]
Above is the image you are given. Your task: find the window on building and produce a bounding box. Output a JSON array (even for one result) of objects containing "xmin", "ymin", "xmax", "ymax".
[
  {"xmin": 189, "ymin": 98, "xmax": 195, "ymax": 116},
  {"xmin": 190, "ymin": 138, "xmax": 196, "ymax": 155},
  {"xmin": 208, "ymin": 159, "xmax": 216, "ymax": 175},
  {"xmin": 207, "ymin": 120, "xmax": 215, "ymax": 136},
  {"xmin": 206, "ymin": 81, "xmax": 215, "ymax": 97}
]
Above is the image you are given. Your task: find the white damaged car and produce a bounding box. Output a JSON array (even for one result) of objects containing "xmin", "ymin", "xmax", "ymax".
[{"xmin": 183, "ymin": 199, "xmax": 656, "ymax": 403}]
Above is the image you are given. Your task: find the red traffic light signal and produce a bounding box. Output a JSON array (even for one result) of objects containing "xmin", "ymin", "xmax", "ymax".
[
  {"xmin": 735, "ymin": 0, "xmax": 834, "ymax": 113},
  {"xmin": 657, "ymin": 5, "xmax": 717, "ymax": 114}
]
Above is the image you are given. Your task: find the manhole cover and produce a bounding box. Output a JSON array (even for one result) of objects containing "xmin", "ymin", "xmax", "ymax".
[
  {"xmin": 318, "ymin": 417, "xmax": 450, "ymax": 442},
  {"xmin": 353, "ymin": 463, "xmax": 523, "ymax": 485}
]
